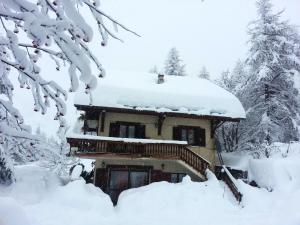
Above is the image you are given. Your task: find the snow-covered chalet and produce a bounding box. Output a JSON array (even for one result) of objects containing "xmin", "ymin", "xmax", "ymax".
[{"xmin": 67, "ymin": 71, "xmax": 245, "ymax": 204}]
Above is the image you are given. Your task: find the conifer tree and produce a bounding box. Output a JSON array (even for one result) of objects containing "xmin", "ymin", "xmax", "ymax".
[
  {"xmin": 164, "ymin": 47, "xmax": 186, "ymax": 76},
  {"xmin": 216, "ymin": 70, "xmax": 231, "ymax": 90},
  {"xmin": 198, "ymin": 66, "xmax": 210, "ymax": 79},
  {"xmin": 245, "ymin": 0, "xmax": 300, "ymax": 150},
  {"xmin": 217, "ymin": 0, "xmax": 300, "ymax": 157}
]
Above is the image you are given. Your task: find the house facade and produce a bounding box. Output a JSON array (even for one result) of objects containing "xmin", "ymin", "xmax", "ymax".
[{"xmin": 67, "ymin": 70, "xmax": 245, "ymax": 204}]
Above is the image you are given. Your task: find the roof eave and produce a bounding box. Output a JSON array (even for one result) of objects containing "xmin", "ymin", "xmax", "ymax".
[{"xmin": 74, "ymin": 104, "xmax": 244, "ymax": 122}]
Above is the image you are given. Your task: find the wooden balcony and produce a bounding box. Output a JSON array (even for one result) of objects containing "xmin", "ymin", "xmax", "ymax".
[{"xmin": 67, "ymin": 134, "xmax": 211, "ymax": 176}]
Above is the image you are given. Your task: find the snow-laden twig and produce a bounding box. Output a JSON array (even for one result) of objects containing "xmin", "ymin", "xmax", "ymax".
[{"xmin": 0, "ymin": 0, "xmax": 138, "ymax": 182}]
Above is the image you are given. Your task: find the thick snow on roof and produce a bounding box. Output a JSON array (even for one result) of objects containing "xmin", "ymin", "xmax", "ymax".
[{"xmin": 74, "ymin": 70, "xmax": 246, "ymax": 119}]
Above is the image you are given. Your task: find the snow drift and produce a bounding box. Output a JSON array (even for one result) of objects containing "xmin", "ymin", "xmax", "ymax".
[{"xmin": 1, "ymin": 161, "xmax": 300, "ymax": 225}]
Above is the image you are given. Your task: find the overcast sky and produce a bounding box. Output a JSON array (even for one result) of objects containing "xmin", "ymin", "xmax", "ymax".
[
  {"xmin": 95, "ymin": 0, "xmax": 300, "ymax": 79},
  {"xmin": 12, "ymin": 0, "xmax": 300, "ymax": 137}
]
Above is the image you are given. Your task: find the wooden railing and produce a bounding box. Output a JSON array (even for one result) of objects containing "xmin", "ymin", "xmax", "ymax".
[
  {"xmin": 219, "ymin": 166, "xmax": 243, "ymax": 202},
  {"xmin": 179, "ymin": 147, "xmax": 210, "ymax": 176},
  {"xmin": 215, "ymin": 141, "xmax": 243, "ymax": 203},
  {"xmin": 67, "ymin": 137, "xmax": 211, "ymax": 176}
]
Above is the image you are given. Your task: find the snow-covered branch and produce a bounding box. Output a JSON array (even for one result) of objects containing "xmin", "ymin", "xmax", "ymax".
[
  {"xmin": 0, "ymin": 0, "xmax": 137, "ymax": 126},
  {"xmin": 0, "ymin": 0, "xmax": 138, "ymax": 182}
]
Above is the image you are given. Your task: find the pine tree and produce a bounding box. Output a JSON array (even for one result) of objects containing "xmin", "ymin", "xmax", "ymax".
[
  {"xmin": 164, "ymin": 48, "xmax": 186, "ymax": 76},
  {"xmin": 198, "ymin": 66, "xmax": 210, "ymax": 79},
  {"xmin": 217, "ymin": 0, "xmax": 300, "ymax": 157},
  {"xmin": 217, "ymin": 61, "xmax": 248, "ymax": 93},
  {"xmin": 246, "ymin": 0, "xmax": 300, "ymax": 147},
  {"xmin": 216, "ymin": 69, "xmax": 231, "ymax": 90}
]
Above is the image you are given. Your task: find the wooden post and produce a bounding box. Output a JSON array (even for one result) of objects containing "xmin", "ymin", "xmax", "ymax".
[
  {"xmin": 100, "ymin": 110, "xmax": 106, "ymax": 132},
  {"xmin": 157, "ymin": 113, "xmax": 166, "ymax": 136}
]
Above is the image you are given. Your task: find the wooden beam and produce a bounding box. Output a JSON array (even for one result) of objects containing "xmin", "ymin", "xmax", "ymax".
[
  {"xmin": 83, "ymin": 119, "xmax": 88, "ymax": 134},
  {"xmin": 157, "ymin": 113, "xmax": 166, "ymax": 136},
  {"xmin": 85, "ymin": 110, "xmax": 99, "ymax": 120},
  {"xmin": 210, "ymin": 119, "xmax": 225, "ymax": 138},
  {"xmin": 100, "ymin": 110, "xmax": 106, "ymax": 132}
]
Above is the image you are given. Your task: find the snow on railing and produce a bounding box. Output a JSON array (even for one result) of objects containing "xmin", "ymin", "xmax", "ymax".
[
  {"xmin": 222, "ymin": 165, "xmax": 243, "ymax": 203},
  {"xmin": 67, "ymin": 135, "xmax": 210, "ymax": 176},
  {"xmin": 67, "ymin": 133, "xmax": 188, "ymax": 145}
]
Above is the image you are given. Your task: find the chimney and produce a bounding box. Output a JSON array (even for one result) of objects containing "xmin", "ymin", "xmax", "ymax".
[{"xmin": 157, "ymin": 74, "xmax": 164, "ymax": 84}]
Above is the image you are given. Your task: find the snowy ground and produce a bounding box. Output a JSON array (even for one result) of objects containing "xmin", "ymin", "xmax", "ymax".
[{"xmin": 1, "ymin": 154, "xmax": 300, "ymax": 225}]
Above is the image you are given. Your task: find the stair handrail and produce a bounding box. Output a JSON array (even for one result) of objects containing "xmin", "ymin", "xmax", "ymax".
[
  {"xmin": 179, "ymin": 146, "xmax": 211, "ymax": 175},
  {"xmin": 222, "ymin": 165, "xmax": 243, "ymax": 202}
]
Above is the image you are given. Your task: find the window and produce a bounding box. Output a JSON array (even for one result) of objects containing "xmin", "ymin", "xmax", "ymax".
[
  {"xmin": 108, "ymin": 167, "xmax": 150, "ymax": 205},
  {"xmin": 119, "ymin": 125, "xmax": 127, "ymax": 138},
  {"xmin": 170, "ymin": 173, "xmax": 186, "ymax": 183},
  {"xmin": 128, "ymin": 125, "xmax": 136, "ymax": 138},
  {"xmin": 173, "ymin": 126, "xmax": 206, "ymax": 146},
  {"xmin": 109, "ymin": 170, "xmax": 129, "ymax": 205},
  {"xmin": 178, "ymin": 173, "xmax": 186, "ymax": 182},
  {"xmin": 181, "ymin": 128, "xmax": 195, "ymax": 145},
  {"xmin": 109, "ymin": 169, "xmax": 149, "ymax": 190},
  {"xmin": 109, "ymin": 170, "xmax": 129, "ymax": 190},
  {"xmin": 87, "ymin": 120, "xmax": 98, "ymax": 129},
  {"xmin": 85, "ymin": 131, "xmax": 97, "ymax": 136},
  {"xmin": 83, "ymin": 120, "xmax": 98, "ymax": 135},
  {"xmin": 130, "ymin": 171, "xmax": 149, "ymax": 188},
  {"xmin": 109, "ymin": 122, "xmax": 145, "ymax": 139}
]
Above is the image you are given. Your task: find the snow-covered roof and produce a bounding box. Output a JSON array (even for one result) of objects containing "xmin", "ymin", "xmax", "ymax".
[{"xmin": 74, "ymin": 70, "xmax": 246, "ymax": 119}]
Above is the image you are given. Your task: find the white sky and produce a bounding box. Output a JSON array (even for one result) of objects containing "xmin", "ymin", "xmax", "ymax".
[
  {"xmin": 11, "ymin": 0, "xmax": 300, "ymax": 137},
  {"xmin": 95, "ymin": 0, "xmax": 300, "ymax": 79}
]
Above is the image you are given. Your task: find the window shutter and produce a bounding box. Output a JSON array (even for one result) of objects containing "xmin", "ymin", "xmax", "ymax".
[
  {"xmin": 173, "ymin": 127, "xmax": 181, "ymax": 140},
  {"xmin": 109, "ymin": 123, "xmax": 120, "ymax": 137},
  {"xmin": 195, "ymin": 127, "xmax": 206, "ymax": 147},
  {"xmin": 135, "ymin": 125, "xmax": 146, "ymax": 139}
]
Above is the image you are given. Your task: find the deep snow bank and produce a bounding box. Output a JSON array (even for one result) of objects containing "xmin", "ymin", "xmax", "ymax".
[
  {"xmin": 248, "ymin": 157, "xmax": 300, "ymax": 191},
  {"xmin": 116, "ymin": 174, "xmax": 238, "ymax": 225},
  {"xmin": 0, "ymin": 197, "xmax": 32, "ymax": 225},
  {"xmin": 0, "ymin": 165, "xmax": 113, "ymax": 225},
  {"xmin": 0, "ymin": 164, "xmax": 300, "ymax": 225},
  {"xmin": 222, "ymin": 142, "xmax": 300, "ymax": 191}
]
